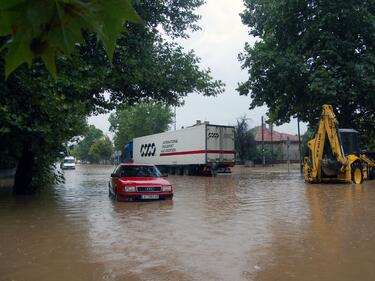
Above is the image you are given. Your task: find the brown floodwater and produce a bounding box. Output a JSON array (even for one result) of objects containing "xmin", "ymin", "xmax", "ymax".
[{"xmin": 1, "ymin": 165, "xmax": 375, "ymax": 281}]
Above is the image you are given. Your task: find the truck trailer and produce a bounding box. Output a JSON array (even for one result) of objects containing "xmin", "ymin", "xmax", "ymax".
[{"xmin": 123, "ymin": 123, "xmax": 236, "ymax": 175}]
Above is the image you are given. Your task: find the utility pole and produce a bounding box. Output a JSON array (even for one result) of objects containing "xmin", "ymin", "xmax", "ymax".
[
  {"xmin": 297, "ymin": 117, "xmax": 303, "ymax": 174},
  {"xmin": 286, "ymin": 137, "xmax": 290, "ymax": 173},
  {"xmin": 270, "ymin": 123, "xmax": 273, "ymax": 166},
  {"xmin": 261, "ymin": 116, "xmax": 265, "ymax": 167}
]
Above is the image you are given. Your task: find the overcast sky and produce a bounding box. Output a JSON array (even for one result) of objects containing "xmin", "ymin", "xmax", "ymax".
[{"xmin": 89, "ymin": 0, "xmax": 307, "ymax": 137}]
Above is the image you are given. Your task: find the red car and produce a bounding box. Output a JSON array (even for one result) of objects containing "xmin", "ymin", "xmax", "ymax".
[{"xmin": 109, "ymin": 163, "xmax": 173, "ymax": 201}]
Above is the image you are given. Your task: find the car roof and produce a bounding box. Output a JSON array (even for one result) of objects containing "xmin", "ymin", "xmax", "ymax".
[
  {"xmin": 119, "ymin": 163, "xmax": 155, "ymax": 167},
  {"xmin": 339, "ymin": 128, "xmax": 358, "ymax": 133}
]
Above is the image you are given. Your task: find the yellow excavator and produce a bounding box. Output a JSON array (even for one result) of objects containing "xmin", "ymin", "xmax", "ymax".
[{"xmin": 304, "ymin": 104, "xmax": 375, "ymax": 184}]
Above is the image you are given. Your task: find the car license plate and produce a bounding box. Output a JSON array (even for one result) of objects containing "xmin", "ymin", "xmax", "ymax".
[{"xmin": 141, "ymin": 194, "xmax": 159, "ymax": 200}]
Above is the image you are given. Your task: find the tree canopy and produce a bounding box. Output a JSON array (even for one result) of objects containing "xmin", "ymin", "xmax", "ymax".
[
  {"xmin": 36, "ymin": 0, "xmax": 225, "ymax": 112},
  {"xmin": 238, "ymin": 0, "xmax": 375, "ymax": 143},
  {"xmin": 71, "ymin": 125, "xmax": 113, "ymax": 163},
  {"xmin": 72, "ymin": 125, "xmax": 104, "ymax": 162},
  {"xmin": 234, "ymin": 116, "xmax": 257, "ymax": 164},
  {"xmin": 109, "ymin": 102, "xmax": 174, "ymax": 150},
  {"xmin": 88, "ymin": 137, "xmax": 113, "ymax": 163},
  {"xmin": 0, "ymin": 59, "xmax": 87, "ymax": 193}
]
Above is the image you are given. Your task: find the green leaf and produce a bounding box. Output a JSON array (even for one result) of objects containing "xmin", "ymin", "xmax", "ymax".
[
  {"xmin": 41, "ymin": 48, "xmax": 56, "ymax": 78},
  {"xmin": 98, "ymin": 0, "xmax": 143, "ymax": 60},
  {"xmin": 0, "ymin": 10, "xmax": 12, "ymax": 35},
  {"xmin": 4, "ymin": 41, "xmax": 33, "ymax": 78},
  {"xmin": 99, "ymin": 18, "xmax": 124, "ymax": 61},
  {"xmin": 0, "ymin": 0, "xmax": 26, "ymax": 9}
]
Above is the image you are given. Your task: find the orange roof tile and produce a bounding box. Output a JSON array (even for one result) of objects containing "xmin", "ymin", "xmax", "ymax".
[{"xmin": 254, "ymin": 126, "xmax": 300, "ymax": 142}]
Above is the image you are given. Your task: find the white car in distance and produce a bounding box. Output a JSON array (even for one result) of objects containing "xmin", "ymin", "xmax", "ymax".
[{"xmin": 61, "ymin": 156, "xmax": 76, "ymax": 170}]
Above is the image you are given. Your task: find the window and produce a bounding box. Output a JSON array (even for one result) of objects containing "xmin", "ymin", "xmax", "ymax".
[
  {"xmin": 340, "ymin": 132, "xmax": 359, "ymax": 155},
  {"xmin": 119, "ymin": 165, "xmax": 161, "ymax": 177}
]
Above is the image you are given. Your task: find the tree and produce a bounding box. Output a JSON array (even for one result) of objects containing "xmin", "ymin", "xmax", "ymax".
[
  {"xmin": 71, "ymin": 0, "xmax": 224, "ymax": 110},
  {"xmin": 0, "ymin": 60, "xmax": 87, "ymax": 194},
  {"xmin": 72, "ymin": 125, "xmax": 104, "ymax": 162},
  {"xmin": 239, "ymin": 0, "xmax": 375, "ymax": 145},
  {"xmin": 253, "ymin": 146, "xmax": 282, "ymax": 164},
  {"xmin": 109, "ymin": 103, "xmax": 174, "ymax": 150},
  {"xmin": 301, "ymin": 128, "xmax": 315, "ymax": 157},
  {"xmin": 234, "ymin": 116, "xmax": 257, "ymax": 164},
  {"xmin": 1, "ymin": 0, "xmax": 224, "ymax": 194},
  {"xmin": 0, "ymin": 0, "xmax": 140, "ymax": 77},
  {"xmin": 88, "ymin": 137, "xmax": 113, "ymax": 163}
]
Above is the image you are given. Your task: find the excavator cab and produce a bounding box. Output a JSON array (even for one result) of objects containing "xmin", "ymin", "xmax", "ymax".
[
  {"xmin": 339, "ymin": 129, "xmax": 360, "ymax": 156},
  {"xmin": 320, "ymin": 129, "xmax": 360, "ymax": 177}
]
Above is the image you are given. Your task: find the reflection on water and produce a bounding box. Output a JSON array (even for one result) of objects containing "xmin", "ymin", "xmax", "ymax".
[
  {"xmin": 1, "ymin": 165, "xmax": 375, "ymax": 280},
  {"xmin": 253, "ymin": 182, "xmax": 375, "ymax": 281}
]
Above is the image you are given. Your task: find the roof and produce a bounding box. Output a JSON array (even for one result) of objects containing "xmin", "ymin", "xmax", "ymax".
[
  {"xmin": 120, "ymin": 163, "xmax": 155, "ymax": 166},
  {"xmin": 254, "ymin": 126, "xmax": 300, "ymax": 142},
  {"xmin": 339, "ymin": 129, "xmax": 358, "ymax": 133}
]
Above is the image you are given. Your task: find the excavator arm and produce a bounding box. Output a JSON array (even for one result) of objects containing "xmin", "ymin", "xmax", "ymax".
[
  {"xmin": 360, "ymin": 154, "xmax": 375, "ymax": 167},
  {"xmin": 305, "ymin": 105, "xmax": 348, "ymax": 182}
]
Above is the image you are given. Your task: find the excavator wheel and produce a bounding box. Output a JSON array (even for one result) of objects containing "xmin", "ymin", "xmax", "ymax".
[
  {"xmin": 369, "ymin": 167, "xmax": 375, "ymax": 180},
  {"xmin": 351, "ymin": 162, "xmax": 363, "ymax": 184}
]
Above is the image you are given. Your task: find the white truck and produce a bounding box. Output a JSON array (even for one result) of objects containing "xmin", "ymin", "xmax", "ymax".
[{"xmin": 123, "ymin": 123, "xmax": 235, "ymax": 175}]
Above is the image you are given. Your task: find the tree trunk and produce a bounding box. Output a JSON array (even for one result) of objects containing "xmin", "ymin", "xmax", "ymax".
[{"xmin": 13, "ymin": 145, "xmax": 35, "ymax": 195}]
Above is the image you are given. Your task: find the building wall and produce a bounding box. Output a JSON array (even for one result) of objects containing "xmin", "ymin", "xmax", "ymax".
[
  {"xmin": 256, "ymin": 141, "xmax": 300, "ymax": 162},
  {"xmin": 280, "ymin": 142, "xmax": 300, "ymax": 161}
]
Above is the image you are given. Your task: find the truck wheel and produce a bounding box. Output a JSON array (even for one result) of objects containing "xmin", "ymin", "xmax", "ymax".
[
  {"xmin": 169, "ymin": 167, "xmax": 175, "ymax": 175},
  {"xmin": 183, "ymin": 166, "xmax": 190, "ymax": 176},
  {"xmin": 177, "ymin": 167, "xmax": 183, "ymax": 176},
  {"xmin": 351, "ymin": 162, "xmax": 363, "ymax": 184}
]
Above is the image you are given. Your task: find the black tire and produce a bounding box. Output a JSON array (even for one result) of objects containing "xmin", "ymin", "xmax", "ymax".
[
  {"xmin": 183, "ymin": 166, "xmax": 190, "ymax": 176},
  {"xmin": 168, "ymin": 167, "xmax": 175, "ymax": 175},
  {"xmin": 369, "ymin": 167, "xmax": 375, "ymax": 180},
  {"xmin": 351, "ymin": 162, "xmax": 363, "ymax": 184},
  {"xmin": 112, "ymin": 190, "xmax": 118, "ymax": 201}
]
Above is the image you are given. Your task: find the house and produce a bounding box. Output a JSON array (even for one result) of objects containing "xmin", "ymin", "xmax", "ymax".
[{"xmin": 254, "ymin": 126, "xmax": 301, "ymax": 163}]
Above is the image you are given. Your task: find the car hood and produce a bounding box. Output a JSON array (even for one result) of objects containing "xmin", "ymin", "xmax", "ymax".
[{"xmin": 117, "ymin": 177, "xmax": 170, "ymax": 186}]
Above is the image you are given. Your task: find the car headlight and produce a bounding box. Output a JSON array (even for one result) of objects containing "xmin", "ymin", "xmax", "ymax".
[
  {"xmin": 124, "ymin": 186, "xmax": 136, "ymax": 192},
  {"xmin": 162, "ymin": 185, "xmax": 172, "ymax": 192}
]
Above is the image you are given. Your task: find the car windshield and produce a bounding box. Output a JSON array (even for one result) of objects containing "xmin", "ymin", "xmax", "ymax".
[
  {"xmin": 64, "ymin": 159, "xmax": 75, "ymax": 163},
  {"xmin": 119, "ymin": 165, "xmax": 161, "ymax": 177}
]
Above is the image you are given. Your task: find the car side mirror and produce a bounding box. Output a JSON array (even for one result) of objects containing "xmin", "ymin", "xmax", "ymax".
[
  {"xmin": 110, "ymin": 173, "xmax": 117, "ymax": 178},
  {"xmin": 162, "ymin": 173, "xmax": 168, "ymax": 177}
]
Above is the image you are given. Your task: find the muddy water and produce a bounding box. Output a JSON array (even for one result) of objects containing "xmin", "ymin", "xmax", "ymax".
[{"xmin": 1, "ymin": 165, "xmax": 375, "ymax": 281}]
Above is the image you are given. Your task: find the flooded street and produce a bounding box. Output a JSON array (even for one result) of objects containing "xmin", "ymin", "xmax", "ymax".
[{"xmin": 1, "ymin": 165, "xmax": 375, "ymax": 281}]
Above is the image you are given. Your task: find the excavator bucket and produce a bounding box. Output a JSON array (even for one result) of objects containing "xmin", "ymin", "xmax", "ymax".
[{"xmin": 321, "ymin": 159, "xmax": 341, "ymax": 176}]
